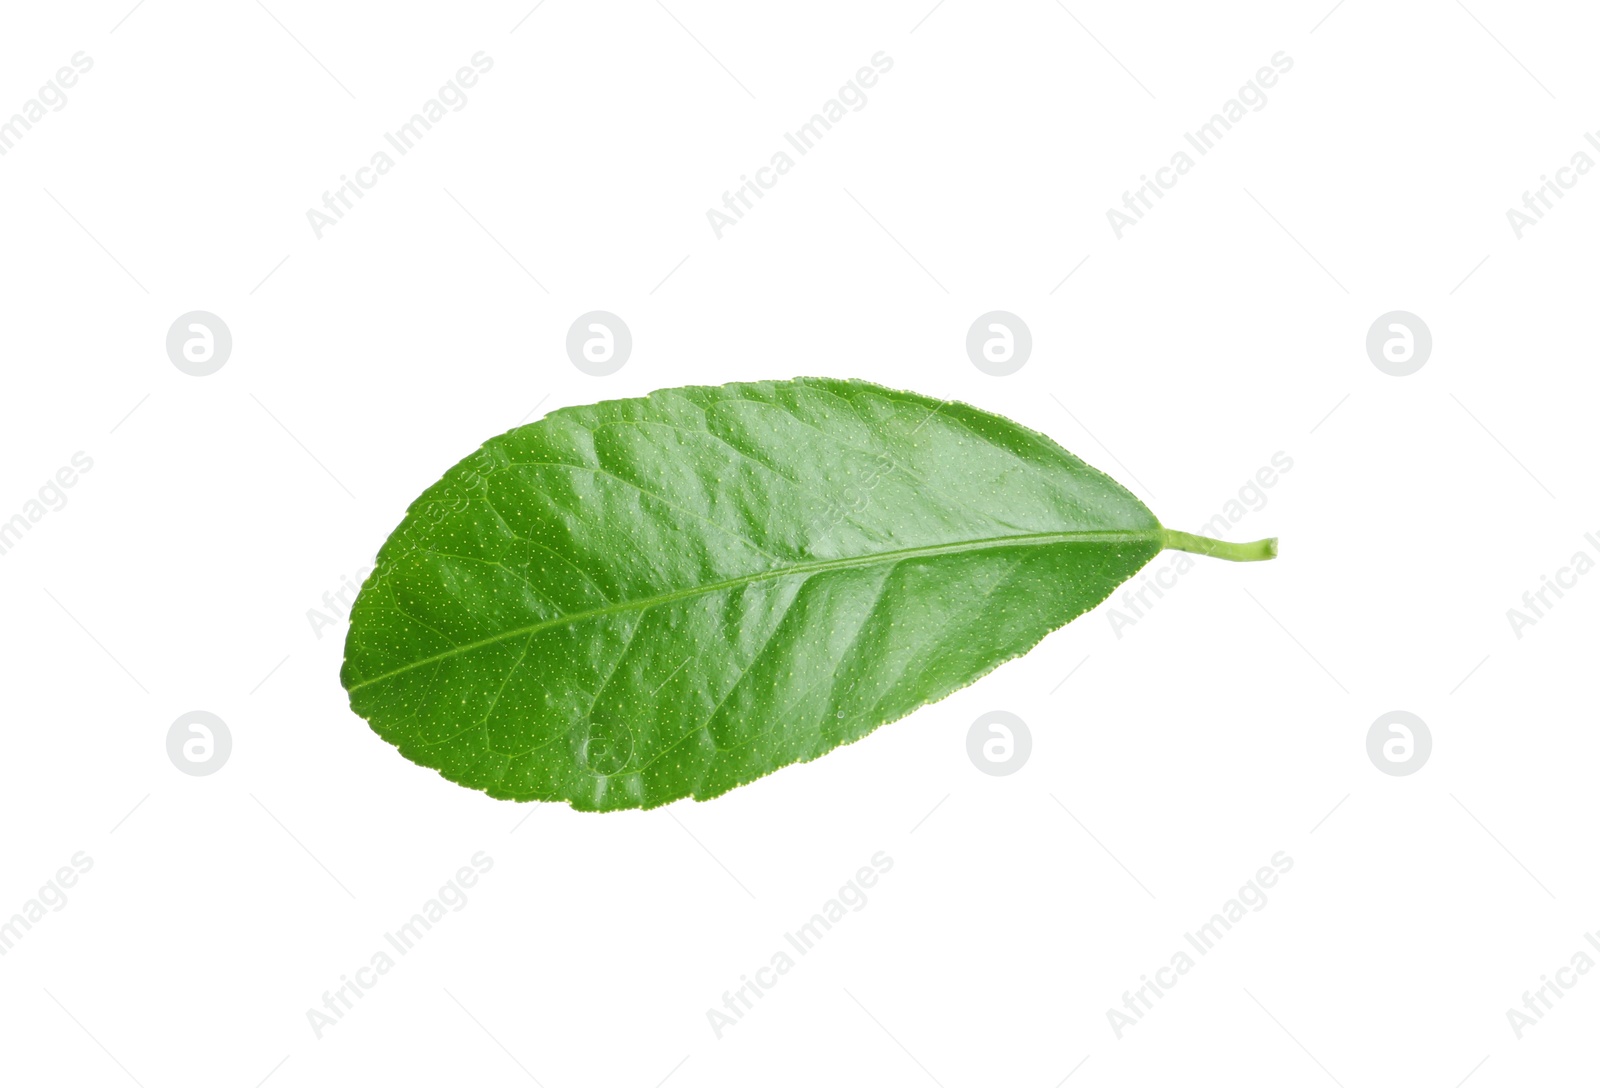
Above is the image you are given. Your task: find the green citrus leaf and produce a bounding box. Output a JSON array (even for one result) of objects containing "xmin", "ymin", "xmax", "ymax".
[{"xmin": 341, "ymin": 378, "xmax": 1274, "ymax": 811}]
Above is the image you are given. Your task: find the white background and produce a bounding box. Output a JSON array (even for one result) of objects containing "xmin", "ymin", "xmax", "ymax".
[{"xmin": 1, "ymin": 1, "xmax": 1596, "ymax": 1084}]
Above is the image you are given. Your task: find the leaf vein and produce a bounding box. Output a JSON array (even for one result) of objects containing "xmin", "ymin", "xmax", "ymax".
[{"xmin": 344, "ymin": 530, "xmax": 1157, "ymax": 693}]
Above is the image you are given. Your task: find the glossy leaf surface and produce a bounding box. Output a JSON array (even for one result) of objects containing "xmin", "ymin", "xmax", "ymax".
[{"xmin": 342, "ymin": 379, "xmax": 1244, "ymax": 811}]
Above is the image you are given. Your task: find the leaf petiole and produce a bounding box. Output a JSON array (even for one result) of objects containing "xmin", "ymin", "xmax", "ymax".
[{"xmin": 1161, "ymin": 528, "xmax": 1279, "ymax": 562}]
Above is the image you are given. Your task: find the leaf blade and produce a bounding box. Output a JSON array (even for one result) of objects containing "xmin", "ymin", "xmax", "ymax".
[{"xmin": 342, "ymin": 378, "xmax": 1165, "ymax": 810}]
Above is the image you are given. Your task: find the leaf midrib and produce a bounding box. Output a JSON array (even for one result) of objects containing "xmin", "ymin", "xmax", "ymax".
[{"xmin": 346, "ymin": 528, "xmax": 1160, "ymax": 693}]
